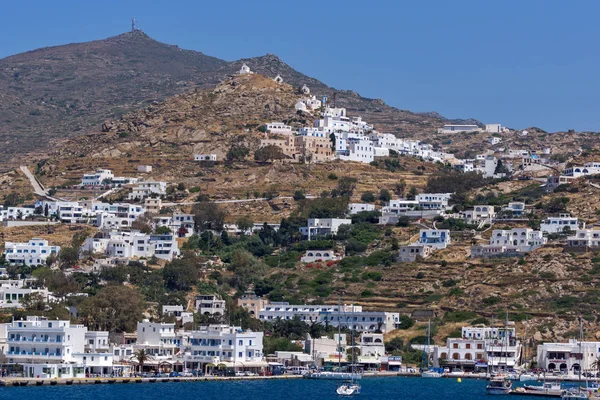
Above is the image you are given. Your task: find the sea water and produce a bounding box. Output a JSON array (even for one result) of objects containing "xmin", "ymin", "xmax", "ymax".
[{"xmin": 0, "ymin": 377, "xmax": 536, "ymax": 400}]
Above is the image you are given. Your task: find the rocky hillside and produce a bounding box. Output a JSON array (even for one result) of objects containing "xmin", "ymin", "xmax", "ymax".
[{"xmin": 0, "ymin": 30, "xmax": 466, "ymax": 171}]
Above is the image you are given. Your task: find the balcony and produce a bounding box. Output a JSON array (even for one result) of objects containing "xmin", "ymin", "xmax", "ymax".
[
  {"xmin": 7, "ymin": 351, "xmax": 59, "ymax": 357},
  {"xmin": 8, "ymin": 337, "xmax": 60, "ymax": 343}
]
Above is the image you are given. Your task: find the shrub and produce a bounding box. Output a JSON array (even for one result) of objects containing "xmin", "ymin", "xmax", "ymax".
[
  {"xmin": 361, "ymin": 191, "xmax": 376, "ymax": 203},
  {"xmin": 360, "ymin": 289, "xmax": 375, "ymax": 298},
  {"xmin": 443, "ymin": 311, "xmax": 478, "ymax": 322},
  {"xmin": 397, "ymin": 315, "xmax": 415, "ymax": 329},
  {"xmin": 482, "ymin": 296, "xmax": 501, "ymax": 306},
  {"xmin": 327, "ymin": 173, "xmax": 338, "ymax": 180},
  {"xmin": 416, "ymin": 272, "xmax": 425, "ymax": 279},
  {"xmin": 361, "ymin": 271, "xmax": 383, "ymax": 281}
]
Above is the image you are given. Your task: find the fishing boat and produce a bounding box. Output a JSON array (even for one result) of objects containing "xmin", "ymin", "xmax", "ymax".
[
  {"xmin": 519, "ymin": 373, "xmax": 538, "ymax": 382},
  {"xmin": 421, "ymin": 320, "xmax": 442, "ymax": 378},
  {"xmin": 524, "ymin": 382, "xmax": 562, "ymax": 393},
  {"xmin": 486, "ymin": 376, "xmax": 512, "ymax": 395}
]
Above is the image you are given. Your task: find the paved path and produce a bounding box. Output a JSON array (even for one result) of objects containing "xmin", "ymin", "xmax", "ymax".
[{"xmin": 20, "ymin": 166, "xmax": 62, "ymax": 201}]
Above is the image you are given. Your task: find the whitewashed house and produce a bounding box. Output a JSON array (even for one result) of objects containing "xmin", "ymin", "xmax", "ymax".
[
  {"xmin": 417, "ymin": 229, "xmax": 451, "ymax": 249},
  {"xmin": 81, "ymin": 169, "xmax": 114, "ymax": 186},
  {"xmin": 438, "ymin": 124, "xmax": 482, "ymax": 134},
  {"xmin": 3, "ymin": 238, "xmax": 60, "ymax": 266},
  {"xmin": 300, "ymin": 218, "xmax": 352, "ymax": 240},
  {"xmin": 537, "ymin": 339, "xmax": 600, "ymax": 373},
  {"xmin": 300, "ymin": 249, "xmax": 340, "ymax": 263},
  {"xmin": 265, "ymin": 122, "xmax": 293, "ymax": 135},
  {"xmin": 461, "ymin": 206, "xmax": 495, "ymax": 225},
  {"xmin": 128, "ymin": 181, "xmax": 167, "ymax": 200},
  {"xmin": 195, "ymin": 295, "xmax": 226, "ymax": 316},
  {"xmin": 348, "ymin": 203, "xmax": 376, "ymax": 215},
  {"xmin": 194, "ymin": 154, "xmax": 217, "ymax": 161},
  {"xmin": 135, "ymin": 320, "xmax": 177, "ymax": 363},
  {"xmin": 540, "ymin": 213, "xmax": 583, "ymax": 234},
  {"xmin": 566, "ymin": 229, "xmax": 600, "ymax": 248},
  {"xmin": 397, "ymin": 244, "xmax": 433, "ymax": 262}
]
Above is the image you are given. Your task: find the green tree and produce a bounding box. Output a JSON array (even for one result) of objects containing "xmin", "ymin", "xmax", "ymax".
[
  {"xmin": 130, "ymin": 349, "xmax": 154, "ymax": 373},
  {"xmin": 226, "ymin": 144, "xmax": 250, "ymax": 161},
  {"xmin": 407, "ymin": 186, "xmax": 418, "ymax": 200},
  {"xmin": 293, "ymin": 190, "xmax": 306, "ymax": 201},
  {"xmin": 379, "ymin": 189, "xmax": 392, "ymax": 203},
  {"xmin": 154, "ymin": 226, "xmax": 171, "ymax": 234},
  {"xmin": 163, "ymin": 258, "xmax": 200, "ymax": 291},
  {"xmin": 334, "ymin": 177, "xmax": 357, "ymax": 198},
  {"xmin": 228, "ymin": 250, "xmax": 268, "ymax": 291},
  {"xmin": 254, "ymin": 145, "xmax": 287, "ymax": 162},
  {"xmin": 361, "ymin": 191, "xmax": 376, "ymax": 203},
  {"xmin": 58, "ymin": 247, "xmax": 80, "ymax": 269},
  {"xmin": 394, "ymin": 180, "xmax": 407, "ymax": 197},
  {"xmin": 78, "ymin": 285, "xmax": 145, "ymax": 333},
  {"xmin": 236, "ymin": 216, "xmax": 254, "ymax": 235},
  {"xmin": 193, "ymin": 202, "xmax": 226, "ymax": 232}
]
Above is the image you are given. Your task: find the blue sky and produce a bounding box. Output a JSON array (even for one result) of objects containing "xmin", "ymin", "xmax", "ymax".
[{"xmin": 1, "ymin": 0, "xmax": 598, "ymax": 132}]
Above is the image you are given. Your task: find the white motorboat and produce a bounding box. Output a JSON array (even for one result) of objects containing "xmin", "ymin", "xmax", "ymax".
[
  {"xmin": 337, "ymin": 382, "xmax": 361, "ymax": 396},
  {"xmin": 448, "ymin": 368, "xmax": 465, "ymax": 377},
  {"xmin": 519, "ymin": 373, "xmax": 539, "ymax": 382},
  {"xmin": 524, "ymin": 382, "xmax": 562, "ymax": 393},
  {"xmin": 421, "ymin": 369, "xmax": 442, "ymax": 378},
  {"xmin": 486, "ymin": 377, "xmax": 512, "ymax": 395}
]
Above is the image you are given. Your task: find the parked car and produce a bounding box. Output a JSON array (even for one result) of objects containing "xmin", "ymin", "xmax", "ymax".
[
  {"xmin": 169, "ymin": 372, "xmax": 182, "ymax": 377},
  {"xmin": 245, "ymin": 371, "xmax": 258, "ymax": 376}
]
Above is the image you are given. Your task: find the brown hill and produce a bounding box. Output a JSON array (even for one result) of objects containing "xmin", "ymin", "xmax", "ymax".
[{"xmin": 0, "ymin": 30, "xmax": 472, "ymax": 171}]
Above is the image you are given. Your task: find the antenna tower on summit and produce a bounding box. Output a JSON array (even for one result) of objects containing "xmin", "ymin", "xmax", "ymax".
[{"xmin": 131, "ymin": 18, "xmax": 138, "ymax": 32}]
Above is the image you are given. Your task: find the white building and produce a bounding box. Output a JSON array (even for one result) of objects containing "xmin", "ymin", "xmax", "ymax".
[
  {"xmin": 257, "ymin": 303, "xmax": 399, "ymax": 333},
  {"xmin": 501, "ymin": 202, "xmax": 526, "ymax": 217},
  {"xmin": 137, "ymin": 165, "xmax": 153, "ymax": 173},
  {"xmin": 238, "ymin": 63, "xmax": 252, "ymax": 75},
  {"xmin": 0, "ymin": 280, "xmax": 49, "ymax": 309},
  {"xmin": 0, "ymin": 206, "xmax": 36, "ymax": 221},
  {"xmin": 300, "ymin": 218, "xmax": 352, "ymax": 240},
  {"xmin": 300, "ymin": 249, "xmax": 340, "ymax": 263},
  {"xmin": 6, "ymin": 316, "xmax": 87, "ymax": 364},
  {"xmin": 265, "ymin": 122, "xmax": 293, "ymax": 135},
  {"xmin": 473, "ymin": 228, "xmax": 546, "ymax": 257},
  {"xmin": 418, "ymin": 229, "xmax": 451, "ymax": 249},
  {"xmin": 136, "ymin": 320, "xmax": 177, "ymax": 362},
  {"xmin": 81, "ymin": 169, "xmax": 114, "ymax": 186},
  {"xmin": 485, "ymin": 124, "xmax": 509, "ymax": 134},
  {"xmin": 488, "ymin": 137, "xmax": 502, "ymax": 145},
  {"xmin": 397, "ymin": 244, "xmax": 433, "ymax": 262},
  {"xmin": 540, "ymin": 213, "xmax": 583, "ymax": 234},
  {"xmin": 180, "ymin": 325, "xmax": 265, "ymax": 372},
  {"xmin": 415, "ymin": 193, "xmax": 452, "ymax": 210},
  {"xmin": 194, "ymin": 154, "xmax": 217, "ymax": 161},
  {"xmin": 195, "ymin": 295, "xmax": 226, "ymax": 316},
  {"xmin": 3, "ymin": 238, "xmax": 60, "ymax": 266},
  {"xmin": 563, "ymin": 162, "xmax": 600, "ymax": 178},
  {"xmin": 567, "ymin": 229, "xmax": 600, "ymax": 248},
  {"xmin": 348, "ymin": 203, "xmax": 376, "ymax": 215},
  {"xmin": 461, "ymin": 206, "xmax": 495, "ymax": 225},
  {"xmin": 82, "ymin": 231, "xmax": 180, "ymax": 261},
  {"xmin": 128, "ymin": 181, "xmax": 167, "ymax": 200},
  {"xmin": 537, "ymin": 339, "xmax": 600, "ymax": 373},
  {"xmin": 162, "ymin": 305, "xmax": 194, "ymax": 326},
  {"xmin": 438, "ymin": 124, "xmax": 482, "ymax": 134},
  {"xmin": 433, "ymin": 324, "xmax": 520, "ymax": 371}
]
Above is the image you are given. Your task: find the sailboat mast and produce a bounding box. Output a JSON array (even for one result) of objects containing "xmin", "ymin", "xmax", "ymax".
[
  {"xmin": 579, "ymin": 316, "xmax": 582, "ymax": 388},
  {"xmin": 338, "ymin": 296, "xmax": 342, "ymax": 369}
]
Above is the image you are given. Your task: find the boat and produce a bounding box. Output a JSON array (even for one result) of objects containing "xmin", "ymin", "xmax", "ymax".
[
  {"xmin": 306, "ymin": 371, "xmax": 362, "ymax": 380},
  {"xmin": 524, "ymin": 382, "xmax": 562, "ymax": 392},
  {"xmin": 486, "ymin": 376, "xmax": 512, "ymax": 395},
  {"xmin": 421, "ymin": 320, "xmax": 442, "ymax": 378},
  {"xmin": 18, "ymin": 380, "xmax": 29, "ymax": 386},
  {"xmin": 337, "ymin": 381, "xmax": 361, "ymax": 396},
  {"xmin": 308, "ymin": 297, "xmax": 362, "ymax": 382},
  {"xmin": 519, "ymin": 373, "xmax": 538, "ymax": 382},
  {"xmin": 50, "ymin": 380, "xmax": 58, "ymax": 386},
  {"xmin": 561, "ymin": 317, "xmax": 588, "ymax": 400},
  {"xmin": 448, "ymin": 368, "xmax": 465, "ymax": 377}
]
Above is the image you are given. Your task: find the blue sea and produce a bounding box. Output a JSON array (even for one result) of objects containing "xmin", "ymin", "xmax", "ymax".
[{"xmin": 0, "ymin": 377, "xmax": 540, "ymax": 400}]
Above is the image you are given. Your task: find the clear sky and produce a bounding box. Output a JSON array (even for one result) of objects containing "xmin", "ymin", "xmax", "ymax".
[{"xmin": 1, "ymin": 0, "xmax": 598, "ymax": 132}]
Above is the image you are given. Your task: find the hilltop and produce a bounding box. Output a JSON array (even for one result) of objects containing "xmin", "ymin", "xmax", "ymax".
[{"xmin": 0, "ymin": 30, "xmax": 465, "ymax": 170}]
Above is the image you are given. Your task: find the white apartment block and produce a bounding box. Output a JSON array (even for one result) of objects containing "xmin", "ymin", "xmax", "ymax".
[
  {"xmin": 433, "ymin": 325, "xmax": 520, "ymax": 371},
  {"xmin": 194, "ymin": 154, "xmax": 217, "ymax": 161},
  {"xmin": 180, "ymin": 325, "xmax": 265, "ymax": 370},
  {"xmin": 136, "ymin": 320, "xmax": 177, "ymax": 361},
  {"xmin": 300, "ymin": 218, "xmax": 352, "ymax": 240},
  {"xmin": 472, "ymin": 228, "xmax": 546, "ymax": 257},
  {"xmin": 415, "ymin": 193, "xmax": 452, "ymax": 210},
  {"xmin": 537, "ymin": 339, "xmax": 600, "ymax": 373},
  {"xmin": 6, "ymin": 316, "xmax": 87, "ymax": 363},
  {"xmin": 567, "ymin": 229, "xmax": 600, "ymax": 247},
  {"xmin": 128, "ymin": 181, "xmax": 167, "ymax": 200},
  {"xmin": 501, "ymin": 202, "xmax": 526, "ymax": 217},
  {"xmin": 348, "ymin": 203, "xmax": 376, "ymax": 215},
  {"xmin": 195, "ymin": 295, "xmax": 226, "ymax": 316},
  {"xmin": 418, "ymin": 229, "xmax": 451, "ymax": 249},
  {"xmin": 4, "ymin": 238, "xmax": 60, "ymax": 266},
  {"xmin": 257, "ymin": 302, "xmax": 399, "ymax": 333},
  {"xmin": 540, "ymin": 213, "xmax": 583, "ymax": 234}
]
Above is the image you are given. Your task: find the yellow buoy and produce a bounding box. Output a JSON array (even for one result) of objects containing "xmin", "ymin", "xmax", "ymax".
[{"xmin": 457, "ymin": 378, "xmax": 462, "ymax": 383}]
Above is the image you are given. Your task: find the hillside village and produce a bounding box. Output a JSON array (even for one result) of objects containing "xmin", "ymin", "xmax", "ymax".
[{"xmin": 2, "ymin": 55, "xmax": 600, "ymax": 381}]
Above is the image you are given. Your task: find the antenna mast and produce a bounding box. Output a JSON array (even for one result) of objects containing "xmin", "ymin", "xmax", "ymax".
[{"xmin": 131, "ymin": 18, "xmax": 138, "ymax": 32}]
